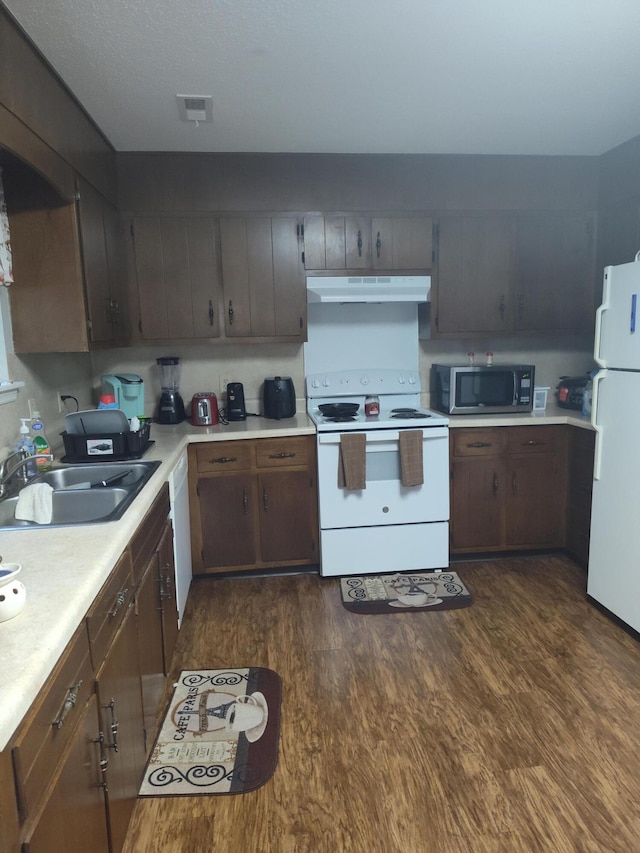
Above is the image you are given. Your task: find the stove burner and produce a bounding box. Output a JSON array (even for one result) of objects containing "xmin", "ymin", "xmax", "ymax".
[
  {"xmin": 391, "ymin": 407, "xmax": 418, "ymax": 413},
  {"xmin": 391, "ymin": 411, "xmax": 431, "ymax": 419},
  {"xmin": 326, "ymin": 415, "xmax": 357, "ymax": 422}
]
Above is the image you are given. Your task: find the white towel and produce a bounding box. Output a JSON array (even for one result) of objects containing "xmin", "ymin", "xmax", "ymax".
[{"xmin": 15, "ymin": 483, "xmax": 54, "ymax": 524}]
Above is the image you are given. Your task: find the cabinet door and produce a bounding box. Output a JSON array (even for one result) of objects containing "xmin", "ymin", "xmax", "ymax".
[
  {"xmin": 221, "ymin": 217, "xmax": 304, "ymax": 338},
  {"xmin": 22, "ymin": 695, "xmax": 109, "ymax": 853},
  {"xmin": 258, "ymin": 470, "xmax": 318, "ymax": 564},
  {"xmin": 9, "ymin": 202, "xmax": 90, "ymax": 352},
  {"xmin": 198, "ymin": 474, "xmax": 259, "ymax": 569},
  {"xmin": 77, "ymin": 179, "xmax": 128, "ymax": 345},
  {"xmin": 513, "ymin": 211, "xmax": 595, "ymax": 333},
  {"xmin": 450, "ymin": 457, "xmax": 505, "ymax": 551},
  {"xmin": 135, "ymin": 552, "xmax": 166, "ymax": 752},
  {"xmin": 158, "ymin": 522, "xmax": 179, "ymax": 671},
  {"xmin": 95, "ymin": 603, "xmax": 146, "ymax": 853},
  {"xmin": 372, "ymin": 217, "xmax": 433, "ymax": 269},
  {"xmin": 565, "ymin": 427, "xmax": 595, "ymax": 566},
  {"xmin": 133, "ymin": 216, "xmax": 221, "ymax": 340},
  {"xmin": 436, "ymin": 215, "xmax": 513, "ymax": 334},
  {"xmin": 505, "ymin": 453, "xmax": 565, "ymax": 547},
  {"xmin": 76, "ymin": 180, "xmax": 111, "ymax": 343}
]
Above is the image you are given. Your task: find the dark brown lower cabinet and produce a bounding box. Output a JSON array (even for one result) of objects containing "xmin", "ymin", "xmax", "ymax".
[
  {"xmin": 21, "ymin": 695, "xmax": 109, "ymax": 853},
  {"xmin": 189, "ymin": 436, "xmax": 319, "ymax": 575},
  {"xmin": 450, "ymin": 425, "xmax": 568, "ymax": 554},
  {"xmin": 565, "ymin": 426, "xmax": 595, "ymax": 566},
  {"xmin": 95, "ymin": 602, "xmax": 147, "ymax": 853}
]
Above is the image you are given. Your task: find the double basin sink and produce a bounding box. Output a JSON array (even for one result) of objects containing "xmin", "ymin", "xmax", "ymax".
[{"xmin": 0, "ymin": 461, "xmax": 161, "ymax": 530}]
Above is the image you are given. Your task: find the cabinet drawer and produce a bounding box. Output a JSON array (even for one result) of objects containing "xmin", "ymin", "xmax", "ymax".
[
  {"xmin": 452, "ymin": 428, "xmax": 505, "ymax": 457},
  {"xmin": 506, "ymin": 425, "xmax": 562, "ymax": 454},
  {"xmin": 194, "ymin": 440, "xmax": 254, "ymax": 473},
  {"xmin": 85, "ymin": 550, "xmax": 134, "ymax": 671},
  {"xmin": 255, "ymin": 436, "xmax": 313, "ymax": 468},
  {"xmin": 11, "ymin": 623, "xmax": 94, "ymax": 823},
  {"xmin": 129, "ymin": 484, "xmax": 170, "ymax": 583}
]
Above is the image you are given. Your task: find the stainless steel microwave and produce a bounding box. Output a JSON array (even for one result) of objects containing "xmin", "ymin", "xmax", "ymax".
[{"xmin": 430, "ymin": 364, "xmax": 535, "ymax": 415}]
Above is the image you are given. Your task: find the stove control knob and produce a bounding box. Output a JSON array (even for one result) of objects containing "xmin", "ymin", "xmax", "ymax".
[
  {"xmin": 310, "ymin": 378, "xmax": 320, "ymax": 389},
  {"xmin": 360, "ymin": 375, "xmax": 369, "ymax": 386},
  {"xmin": 408, "ymin": 375, "xmax": 417, "ymax": 385},
  {"xmin": 322, "ymin": 377, "xmax": 331, "ymax": 388},
  {"xmin": 398, "ymin": 375, "xmax": 405, "ymax": 384}
]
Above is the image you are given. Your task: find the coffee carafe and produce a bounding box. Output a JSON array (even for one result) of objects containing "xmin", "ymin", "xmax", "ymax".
[{"xmin": 156, "ymin": 356, "xmax": 185, "ymax": 424}]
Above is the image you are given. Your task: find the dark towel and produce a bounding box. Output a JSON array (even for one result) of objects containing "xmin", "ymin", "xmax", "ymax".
[
  {"xmin": 338, "ymin": 433, "xmax": 366, "ymax": 490},
  {"xmin": 399, "ymin": 430, "xmax": 423, "ymax": 487}
]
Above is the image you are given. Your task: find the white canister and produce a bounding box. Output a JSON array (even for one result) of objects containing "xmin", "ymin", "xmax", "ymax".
[{"xmin": 0, "ymin": 563, "xmax": 26, "ymax": 622}]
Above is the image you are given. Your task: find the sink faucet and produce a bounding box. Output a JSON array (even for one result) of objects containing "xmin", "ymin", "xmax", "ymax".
[{"xmin": 0, "ymin": 450, "xmax": 55, "ymax": 498}]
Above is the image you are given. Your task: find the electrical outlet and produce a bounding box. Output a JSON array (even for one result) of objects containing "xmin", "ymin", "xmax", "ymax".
[
  {"xmin": 56, "ymin": 391, "xmax": 65, "ymax": 413},
  {"xmin": 28, "ymin": 398, "xmax": 38, "ymax": 419},
  {"xmin": 220, "ymin": 376, "xmax": 231, "ymax": 393}
]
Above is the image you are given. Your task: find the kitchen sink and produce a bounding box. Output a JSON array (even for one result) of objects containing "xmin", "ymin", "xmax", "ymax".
[{"xmin": 0, "ymin": 460, "xmax": 161, "ymax": 530}]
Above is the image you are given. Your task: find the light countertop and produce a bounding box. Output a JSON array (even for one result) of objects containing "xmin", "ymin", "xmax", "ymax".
[
  {"xmin": 0, "ymin": 406, "xmax": 590, "ymax": 749},
  {"xmin": 444, "ymin": 403, "xmax": 594, "ymax": 430}
]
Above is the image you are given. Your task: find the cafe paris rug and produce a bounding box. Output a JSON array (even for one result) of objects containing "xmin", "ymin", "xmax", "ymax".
[
  {"xmin": 340, "ymin": 571, "xmax": 473, "ymax": 614},
  {"xmin": 139, "ymin": 667, "xmax": 281, "ymax": 797}
]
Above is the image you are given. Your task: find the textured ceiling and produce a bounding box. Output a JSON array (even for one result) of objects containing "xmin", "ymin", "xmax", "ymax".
[{"xmin": 4, "ymin": 0, "xmax": 640, "ymax": 156}]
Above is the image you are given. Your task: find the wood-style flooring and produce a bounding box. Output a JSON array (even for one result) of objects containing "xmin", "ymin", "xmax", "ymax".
[{"xmin": 123, "ymin": 555, "xmax": 640, "ymax": 852}]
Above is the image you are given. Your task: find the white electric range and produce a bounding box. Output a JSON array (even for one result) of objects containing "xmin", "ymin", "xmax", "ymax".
[{"xmin": 304, "ymin": 293, "xmax": 450, "ymax": 578}]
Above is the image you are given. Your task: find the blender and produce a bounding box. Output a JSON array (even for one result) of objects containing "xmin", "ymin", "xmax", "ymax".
[{"xmin": 156, "ymin": 356, "xmax": 186, "ymax": 423}]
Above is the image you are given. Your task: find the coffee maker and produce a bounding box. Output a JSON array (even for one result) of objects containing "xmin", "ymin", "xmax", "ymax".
[
  {"xmin": 156, "ymin": 356, "xmax": 185, "ymax": 424},
  {"xmin": 101, "ymin": 374, "xmax": 144, "ymax": 420}
]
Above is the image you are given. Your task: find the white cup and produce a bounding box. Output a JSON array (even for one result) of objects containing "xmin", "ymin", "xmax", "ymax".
[
  {"xmin": 225, "ymin": 695, "xmax": 264, "ymax": 733},
  {"xmin": 397, "ymin": 591, "xmax": 429, "ymax": 606}
]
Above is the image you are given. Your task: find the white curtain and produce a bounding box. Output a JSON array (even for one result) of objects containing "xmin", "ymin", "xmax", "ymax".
[{"xmin": 0, "ymin": 166, "xmax": 14, "ymax": 286}]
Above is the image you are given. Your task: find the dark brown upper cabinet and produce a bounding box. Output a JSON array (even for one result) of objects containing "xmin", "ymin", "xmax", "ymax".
[
  {"xmin": 433, "ymin": 210, "xmax": 595, "ymax": 337},
  {"xmin": 220, "ymin": 216, "xmax": 305, "ymax": 341},
  {"xmin": 131, "ymin": 216, "xmax": 221, "ymax": 342},
  {"xmin": 303, "ymin": 215, "xmax": 432, "ymax": 272}
]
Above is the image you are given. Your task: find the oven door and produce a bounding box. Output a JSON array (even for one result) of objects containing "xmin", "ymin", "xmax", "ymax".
[{"xmin": 316, "ymin": 427, "xmax": 449, "ymax": 529}]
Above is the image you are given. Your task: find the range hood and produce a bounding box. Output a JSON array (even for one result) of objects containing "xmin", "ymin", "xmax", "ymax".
[{"xmin": 306, "ymin": 275, "xmax": 430, "ymax": 304}]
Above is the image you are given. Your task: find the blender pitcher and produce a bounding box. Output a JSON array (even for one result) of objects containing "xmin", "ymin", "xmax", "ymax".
[{"xmin": 156, "ymin": 356, "xmax": 185, "ymax": 423}]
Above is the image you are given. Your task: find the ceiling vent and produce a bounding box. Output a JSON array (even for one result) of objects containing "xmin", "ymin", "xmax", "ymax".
[{"xmin": 176, "ymin": 95, "xmax": 213, "ymax": 124}]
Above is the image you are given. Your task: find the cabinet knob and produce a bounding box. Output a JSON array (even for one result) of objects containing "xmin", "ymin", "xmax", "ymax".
[{"xmin": 242, "ymin": 488, "xmax": 248, "ymax": 514}]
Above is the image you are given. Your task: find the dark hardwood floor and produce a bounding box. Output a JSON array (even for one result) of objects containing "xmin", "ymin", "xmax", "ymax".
[{"xmin": 123, "ymin": 555, "xmax": 640, "ymax": 852}]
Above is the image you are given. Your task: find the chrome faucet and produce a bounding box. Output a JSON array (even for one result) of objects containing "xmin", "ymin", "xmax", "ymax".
[{"xmin": 0, "ymin": 450, "xmax": 54, "ymax": 498}]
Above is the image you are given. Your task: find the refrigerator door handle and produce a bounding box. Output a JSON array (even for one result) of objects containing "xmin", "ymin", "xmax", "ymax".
[
  {"xmin": 593, "ymin": 268, "xmax": 611, "ymax": 368},
  {"xmin": 592, "ymin": 371, "xmax": 604, "ymax": 481}
]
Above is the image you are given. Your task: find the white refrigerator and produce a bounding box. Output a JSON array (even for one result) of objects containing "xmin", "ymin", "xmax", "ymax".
[{"xmin": 589, "ymin": 257, "xmax": 640, "ymax": 632}]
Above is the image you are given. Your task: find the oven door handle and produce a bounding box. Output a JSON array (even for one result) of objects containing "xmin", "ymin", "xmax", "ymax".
[{"xmin": 317, "ymin": 427, "xmax": 449, "ymax": 445}]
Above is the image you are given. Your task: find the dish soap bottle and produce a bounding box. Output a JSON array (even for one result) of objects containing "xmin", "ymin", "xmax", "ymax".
[
  {"xmin": 30, "ymin": 411, "xmax": 52, "ymax": 471},
  {"xmin": 16, "ymin": 418, "xmax": 36, "ymax": 476}
]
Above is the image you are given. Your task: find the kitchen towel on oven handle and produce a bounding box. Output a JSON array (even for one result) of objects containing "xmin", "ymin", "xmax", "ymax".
[
  {"xmin": 338, "ymin": 433, "xmax": 366, "ymax": 490},
  {"xmin": 399, "ymin": 430, "xmax": 424, "ymax": 487}
]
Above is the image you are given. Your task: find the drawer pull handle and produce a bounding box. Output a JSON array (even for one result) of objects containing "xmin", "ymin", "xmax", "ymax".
[
  {"xmin": 268, "ymin": 452, "xmax": 296, "ymax": 459},
  {"xmin": 512, "ymin": 473, "xmax": 517, "ymax": 495},
  {"xmin": 160, "ymin": 569, "xmax": 173, "ymax": 600},
  {"xmin": 228, "ymin": 300, "xmax": 234, "ymax": 325},
  {"xmin": 522, "ymin": 440, "xmax": 546, "ymax": 446},
  {"xmin": 263, "ymin": 487, "xmax": 269, "ymax": 512},
  {"xmin": 242, "ymin": 488, "xmax": 248, "ymax": 514},
  {"xmin": 493, "ymin": 474, "xmax": 498, "ymax": 495},
  {"xmin": 94, "ymin": 732, "xmax": 109, "ymax": 790},
  {"xmin": 103, "ymin": 698, "xmax": 119, "ymax": 753},
  {"xmin": 109, "ymin": 588, "xmax": 129, "ymax": 618},
  {"xmin": 211, "ymin": 456, "xmax": 237, "ymax": 464},
  {"xmin": 52, "ymin": 680, "xmax": 83, "ymax": 729},
  {"xmin": 467, "ymin": 441, "xmax": 492, "ymax": 448},
  {"xmin": 208, "ymin": 299, "xmax": 214, "ymax": 326}
]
